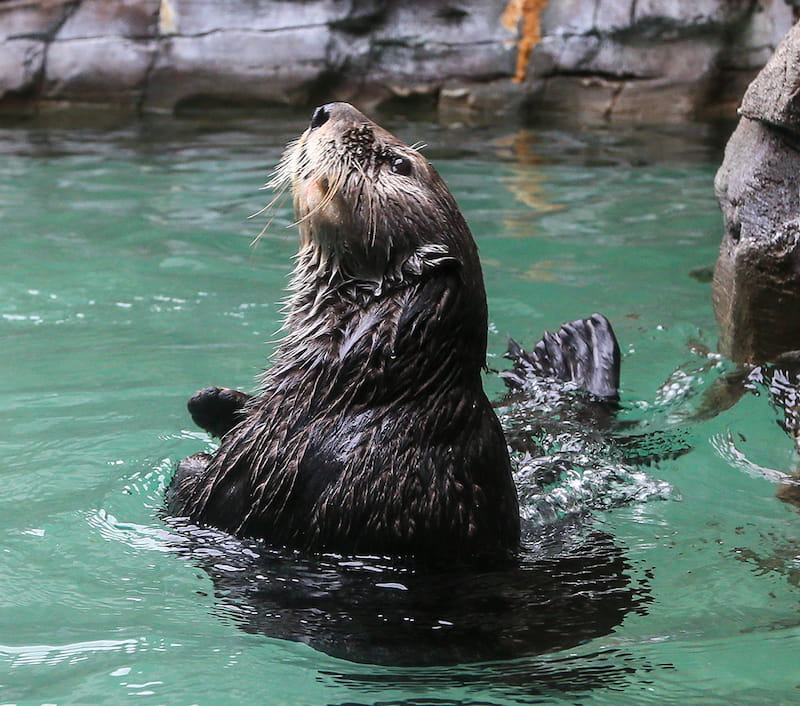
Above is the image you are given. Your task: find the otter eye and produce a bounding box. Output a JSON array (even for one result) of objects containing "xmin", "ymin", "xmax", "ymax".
[{"xmin": 390, "ymin": 156, "xmax": 412, "ymax": 176}]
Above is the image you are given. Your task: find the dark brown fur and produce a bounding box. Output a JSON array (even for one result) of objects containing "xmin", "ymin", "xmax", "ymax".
[{"xmin": 168, "ymin": 103, "xmax": 519, "ymax": 563}]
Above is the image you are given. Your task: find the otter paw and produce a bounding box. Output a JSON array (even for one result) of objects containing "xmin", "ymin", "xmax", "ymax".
[{"xmin": 187, "ymin": 386, "xmax": 251, "ymax": 438}]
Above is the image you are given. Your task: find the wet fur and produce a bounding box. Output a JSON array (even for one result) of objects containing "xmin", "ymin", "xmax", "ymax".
[{"xmin": 169, "ymin": 104, "xmax": 519, "ymax": 563}]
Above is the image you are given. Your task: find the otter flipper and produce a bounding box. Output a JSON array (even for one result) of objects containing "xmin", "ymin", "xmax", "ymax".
[
  {"xmin": 503, "ymin": 313, "xmax": 621, "ymax": 400},
  {"xmin": 188, "ymin": 386, "xmax": 251, "ymax": 438}
]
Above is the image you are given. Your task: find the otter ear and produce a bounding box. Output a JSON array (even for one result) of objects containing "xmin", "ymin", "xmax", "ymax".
[{"xmin": 402, "ymin": 243, "xmax": 460, "ymax": 276}]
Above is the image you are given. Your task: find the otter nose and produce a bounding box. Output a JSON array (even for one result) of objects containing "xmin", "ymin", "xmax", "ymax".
[{"xmin": 309, "ymin": 105, "xmax": 330, "ymax": 130}]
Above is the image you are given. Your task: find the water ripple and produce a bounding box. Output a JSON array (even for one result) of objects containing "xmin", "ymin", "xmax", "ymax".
[
  {"xmin": 710, "ymin": 430, "xmax": 791, "ymax": 484},
  {"xmin": 1, "ymin": 639, "xmax": 139, "ymax": 667}
]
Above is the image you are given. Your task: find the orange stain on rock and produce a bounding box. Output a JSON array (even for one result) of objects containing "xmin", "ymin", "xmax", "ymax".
[{"xmin": 502, "ymin": 0, "xmax": 549, "ymax": 83}]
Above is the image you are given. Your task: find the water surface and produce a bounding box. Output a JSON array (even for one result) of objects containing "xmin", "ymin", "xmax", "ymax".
[{"xmin": 2, "ymin": 115, "xmax": 799, "ymax": 704}]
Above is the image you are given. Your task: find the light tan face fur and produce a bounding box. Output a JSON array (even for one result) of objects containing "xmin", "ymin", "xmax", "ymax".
[{"xmin": 269, "ymin": 104, "xmax": 445, "ymax": 281}]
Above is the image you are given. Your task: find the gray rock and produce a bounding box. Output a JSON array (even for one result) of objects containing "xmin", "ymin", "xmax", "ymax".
[
  {"xmin": 722, "ymin": 0, "xmax": 796, "ymax": 72},
  {"xmin": 157, "ymin": 0, "xmax": 342, "ymax": 35},
  {"xmin": 0, "ymin": 0, "xmax": 797, "ymax": 122},
  {"xmin": 593, "ymin": 36, "xmax": 721, "ymax": 80},
  {"xmin": 0, "ymin": 0, "xmax": 73, "ymax": 41},
  {"xmin": 44, "ymin": 37, "xmax": 155, "ymax": 108},
  {"xmin": 632, "ymin": 0, "xmax": 752, "ymax": 32},
  {"xmin": 0, "ymin": 3, "xmax": 57, "ymax": 107},
  {"xmin": 534, "ymin": 0, "xmax": 784, "ymax": 123},
  {"xmin": 540, "ymin": 0, "xmax": 604, "ymax": 36},
  {"xmin": 713, "ymin": 21, "xmax": 800, "ymax": 364},
  {"xmin": 611, "ymin": 77, "xmax": 701, "ymax": 124},
  {"xmin": 144, "ymin": 27, "xmax": 331, "ymax": 112},
  {"xmin": 533, "ymin": 75, "xmax": 622, "ymax": 125},
  {"xmin": 338, "ymin": 0, "xmax": 516, "ymax": 100},
  {"xmin": 739, "ymin": 20, "xmax": 800, "ymax": 133},
  {"xmin": 595, "ymin": 0, "xmax": 634, "ymax": 33},
  {"xmin": 56, "ymin": 0, "xmax": 159, "ymax": 40},
  {"xmin": 438, "ymin": 79, "xmax": 526, "ymax": 124},
  {"xmin": 0, "ymin": 39, "xmax": 45, "ymax": 100}
]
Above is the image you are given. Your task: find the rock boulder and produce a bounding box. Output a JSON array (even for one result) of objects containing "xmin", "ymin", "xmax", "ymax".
[{"xmin": 714, "ymin": 21, "xmax": 800, "ymax": 364}]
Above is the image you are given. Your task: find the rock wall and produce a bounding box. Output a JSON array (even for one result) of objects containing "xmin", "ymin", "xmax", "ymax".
[{"xmin": 0, "ymin": 0, "xmax": 797, "ymax": 122}]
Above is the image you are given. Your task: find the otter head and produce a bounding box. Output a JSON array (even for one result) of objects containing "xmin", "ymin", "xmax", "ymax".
[{"xmin": 272, "ymin": 103, "xmax": 477, "ymax": 290}]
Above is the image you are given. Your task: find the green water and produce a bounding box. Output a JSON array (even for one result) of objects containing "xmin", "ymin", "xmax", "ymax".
[{"xmin": 2, "ymin": 115, "xmax": 800, "ymax": 705}]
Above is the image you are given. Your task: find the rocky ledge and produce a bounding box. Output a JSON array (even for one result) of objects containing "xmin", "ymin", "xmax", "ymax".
[{"xmin": 0, "ymin": 0, "xmax": 798, "ymax": 123}]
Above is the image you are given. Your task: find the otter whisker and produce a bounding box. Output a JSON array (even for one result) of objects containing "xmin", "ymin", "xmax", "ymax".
[
  {"xmin": 248, "ymin": 140, "xmax": 304, "ymax": 248},
  {"xmin": 250, "ymin": 182, "xmax": 293, "ymax": 248},
  {"xmin": 266, "ymin": 138, "xmax": 301, "ymax": 191},
  {"xmin": 251, "ymin": 173, "xmax": 293, "ymax": 221}
]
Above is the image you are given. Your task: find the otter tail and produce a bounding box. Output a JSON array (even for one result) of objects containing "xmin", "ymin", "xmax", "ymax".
[{"xmin": 502, "ymin": 313, "xmax": 621, "ymax": 400}]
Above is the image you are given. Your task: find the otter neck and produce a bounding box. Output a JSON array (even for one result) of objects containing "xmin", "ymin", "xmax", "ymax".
[
  {"xmin": 269, "ymin": 240, "xmax": 489, "ymax": 406},
  {"xmin": 290, "ymin": 228, "xmax": 463, "ymax": 296}
]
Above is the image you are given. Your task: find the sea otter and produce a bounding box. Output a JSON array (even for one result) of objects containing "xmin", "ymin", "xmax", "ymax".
[{"xmin": 168, "ymin": 103, "xmax": 619, "ymax": 563}]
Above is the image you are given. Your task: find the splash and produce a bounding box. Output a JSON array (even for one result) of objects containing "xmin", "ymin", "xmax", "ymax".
[{"xmin": 499, "ymin": 374, "xmax": 679, "ymax": 527}]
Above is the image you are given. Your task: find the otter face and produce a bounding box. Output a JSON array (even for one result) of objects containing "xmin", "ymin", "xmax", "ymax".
[{"xmin": 271, "ymin": 103, "xmax": 466, "ymax": 283}]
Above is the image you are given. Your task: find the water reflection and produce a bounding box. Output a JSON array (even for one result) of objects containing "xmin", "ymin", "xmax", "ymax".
[
  {"xmin": 493, "ymin": 130, "xmax": 565, "ymax": 238},
  {"xmin": 738, "ymin": 358, "xmax": 800, "ymax": 503},
  {"xmin": 168, "ymin": 516, "xmax": 649, "ymax": 668},
  {"xmin": 689, "ymin": 353, "xmax": 800, "ymax": 501},
  {"xmin": 323, "ymin": 648, "xmax": 643, "ymax": 703}
]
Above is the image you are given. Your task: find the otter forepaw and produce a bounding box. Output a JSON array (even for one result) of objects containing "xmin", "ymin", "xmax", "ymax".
[
  {"xmin": 188, "ymin": 386, "xmax": 251, "ymax": 438},
  {"xmin": 167, "ymin": 452, "xmax": 212, "ymax": 515}
]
